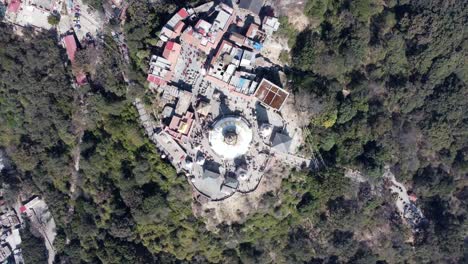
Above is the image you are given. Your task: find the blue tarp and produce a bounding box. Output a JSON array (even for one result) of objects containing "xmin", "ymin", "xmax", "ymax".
[
  {"xmin": 253, "ymin": 42, "xmax": 263, "ymax": 50},
  {"xmin": 238, "ymin": 78, "xmax": 246, "ymax": 88}
]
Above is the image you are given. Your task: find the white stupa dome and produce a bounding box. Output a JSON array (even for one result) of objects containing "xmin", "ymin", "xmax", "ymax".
[
  {"xmin": 259, "ymin": 123, "xmax": 273, "ymax": 138},
  {"xmin": 208, "ymin": 116, "xmax": 253, "ymax": 160}
]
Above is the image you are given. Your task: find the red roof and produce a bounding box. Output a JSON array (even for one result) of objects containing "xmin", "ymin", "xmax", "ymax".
[
  {"xmin": 7, "ymin": 0, "xmax": 21, "ymax": 13},
  {"xmin": 63, "ymin": 35, "xmax": 77, "ymax": 63},
  {"xmin": 169, "ymin": 116, "xmax": 181, "ymax": 130},
  {"xmin": 177, "ymin": 8, "xmax": 189, "ymax": 19},
  {"xmin": 19, "ymin": 206, "xmax": 27, "ymax": 213},
  {"xmin": 254, "ymin": 79, "xmax": 289, "ymax": 110},
  {"xmin": 166, "ymin": 41, "xmax": 175, "ymax": 51},
  {"xmin": 162, "ymin": 41, "xmax": 181, "ymax": 68},
  {"xmin": 147, "ymin": 74, "xmax": 165, "ymax": 85}
]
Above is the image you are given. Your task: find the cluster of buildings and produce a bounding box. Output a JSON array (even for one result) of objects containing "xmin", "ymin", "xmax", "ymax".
[
  {"xmin": 147, "ymin": 3, "xmax": 286, "ymax": 100},
  {"xmin": 0, "ymin": 191, "xmax": 23, "ymax": 264},
  {"xmin": 147, "ymin": 3, "xmax": 281, "ymax": 98},
  {"xmin": 138, "ymin": 2, "xmax": 310, "ymax": 201},
  {"xmin": 0, "ymin": 190, "xmax": 57, "ymax": 264}
]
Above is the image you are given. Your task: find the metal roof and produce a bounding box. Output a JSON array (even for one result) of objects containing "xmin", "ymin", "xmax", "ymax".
[
  {"xmin": 271, "ymin": 132, "xmax": 292, "ymax": 153},
  {"xmin": 213, "ymin": 10, "xmax": 231, "ymax": 31},
  {"xmin": 254, "ymin": 79, "xmax": 289, "ymax": 110},
  {"xmin": 63, "ymin": 35, "xmax": 77, "ymax": 63}
]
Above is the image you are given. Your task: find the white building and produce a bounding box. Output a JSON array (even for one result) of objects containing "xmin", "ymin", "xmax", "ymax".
[
  {"xmin": 262, "ymin": 16, "xmax": 280, "ymax": 35},
  {"xmin": 240, "ymin": 50, "xmax": 255, "ymax": 68}
]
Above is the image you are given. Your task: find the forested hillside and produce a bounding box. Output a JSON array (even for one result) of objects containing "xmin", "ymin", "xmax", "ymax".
[{"xmin": 0, "ymin": 0, "xmax": 466, "ymax": 263}]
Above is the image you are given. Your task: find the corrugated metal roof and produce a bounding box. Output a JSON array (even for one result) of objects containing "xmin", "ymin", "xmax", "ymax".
[
  {"xmin": 63, "ymin": 35, "xmax": 77, "ymax": 63},
  {"xmin": 271, "ymin": 132, "xmax": 292, "ymax": 153}
]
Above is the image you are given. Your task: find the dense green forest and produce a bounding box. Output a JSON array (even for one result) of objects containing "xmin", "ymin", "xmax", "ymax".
[
  {"xmin": 20, "ymin": 220, "xmax": 49, "ymax": 264},
  {"xmin": 0, "ymin": 0, "xmax": 466, "ymax": 263}
]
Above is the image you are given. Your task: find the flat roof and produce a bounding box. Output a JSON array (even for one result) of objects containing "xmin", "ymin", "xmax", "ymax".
[
  {"xmin": 147, "ymin": 74, "xmax": 166, "ymax": 85},
  {"xmin": 175, "ymin": 91, "xmax": 192, "ymax": 115},
  {"xmin": 169, "ymin": 116, "xmax": 181, "ymax": 130},
  {"xmin": 254, "ymin": 79, "xmax": 289, "ymax": 110},
  {"xmin": 246, "ymin": 23, "xmax": 259, "ymax": 38},
  {"xmin": 160, "ymin": 26, "xmax": 174, "ymax": 40},
  {"xmin": 162, "ymin": 41, "xmax": 182, "ymax": 70},
  {"xmin": 195, "ymin": 19, "xmax": 211, "ymax": 35},
  {"xmin": 239, "ymin": 0, "xmax": 263, "ymax": 14},
  {"xmin": 229, "ymin": 32, "xmax": 246, "ymax": 45},
  {"xmin": 213, "ymin": 10, "xmax": 231, "ymax": 31},
  {"xmin": 154, "ymin": 131, "xmax": 186, "ymax": 163},
  {"xmin": 263, "ymin": 16, "xmax": 280, "ymax": 31},
  {"xmin": 173, "ymin": 21, "xmax": 185, "ymax": 35}
]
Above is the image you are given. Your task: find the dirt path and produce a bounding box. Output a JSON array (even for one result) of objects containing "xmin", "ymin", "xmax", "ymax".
[
  {"xmin": 65, "ymin": 88, "xmax": 87, "ymax": 224},
  {"xmin": 383, "ymin": 166, "xmax": 410, "ymax": 214}
]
